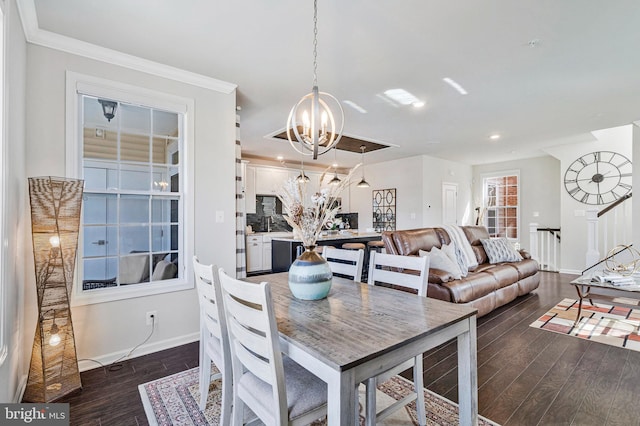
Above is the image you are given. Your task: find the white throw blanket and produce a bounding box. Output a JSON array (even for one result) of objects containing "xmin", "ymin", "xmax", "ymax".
[{"xmin": 442, "ymin": 225, "xmax": 478, "ymax": 269}]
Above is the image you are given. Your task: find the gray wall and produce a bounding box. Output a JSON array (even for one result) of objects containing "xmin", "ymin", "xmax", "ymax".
[
  {"xmin": 472, "ymin": 155, "xmax": 561, "ymax": 254},
  {"xmin": 19, "ymin": 43, "xmax": 236, "ymax": 389},
  {"xmin": 0, "ymin": 0, "xmax": 28, "ymax": 403}
]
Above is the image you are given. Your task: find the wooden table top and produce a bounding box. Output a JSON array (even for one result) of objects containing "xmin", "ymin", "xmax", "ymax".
[{"xmin": 245, "ymin": 272, "xmax": 477, "ymax": 371}]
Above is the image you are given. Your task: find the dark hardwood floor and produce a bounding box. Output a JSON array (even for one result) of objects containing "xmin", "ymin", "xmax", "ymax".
[{"xmin": 60, "ymin": 272, "xmax": 640, "ymax": 425}]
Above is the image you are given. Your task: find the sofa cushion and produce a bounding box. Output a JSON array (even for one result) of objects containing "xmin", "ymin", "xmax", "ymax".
[
  {"xmin": 509, "ymin": 258, "xmax": 539, "ymax": 279},
  {"xmin": 419, "ymin": 247, "xmax": 462, "ymax": 280},
  {"xmin": 484, "ymin": 264, "xmax": 520, "ymax": 289},
  {"xmin": 480, "ymin": 238, "xmax": 523, "ymax": 263},
  {"xmin": 393, "ymin": 228, "xmax": 442, "ymax": 256},
  {"xmin": 443, "ymin": 272, "xmax": 497, "ymax": 303}
]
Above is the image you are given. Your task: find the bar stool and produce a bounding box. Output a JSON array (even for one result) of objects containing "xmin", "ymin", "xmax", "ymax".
[
  {"xmin": 367, "ymin": 240, "xmax": 385, "ymax": 254},
  {"xmin": 342, "ymin": 242, "xmax": 367, "ymax": 281}
]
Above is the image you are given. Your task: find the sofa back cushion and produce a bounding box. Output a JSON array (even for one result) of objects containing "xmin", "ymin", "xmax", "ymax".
[
  {"xmin": 461, "ymin": 226, "xmax": 490, "ymax": 265},
  {"xmin": 392, "ymin": 228, "xmax": 443, "ymax": 256}
]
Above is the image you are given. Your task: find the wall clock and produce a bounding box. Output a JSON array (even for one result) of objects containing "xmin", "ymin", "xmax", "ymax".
[{"xmin": 564, "ymin": 151, "xmax": 632, "ymax": 205}]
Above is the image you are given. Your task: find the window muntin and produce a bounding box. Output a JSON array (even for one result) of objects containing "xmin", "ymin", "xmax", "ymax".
[
  {"xmin": 483, "ymin": 173, "xmax": 519, "ymax": 239},
  {"xmin": 80, "ymin": 94, "xmax": 182, "ymax": 293}
]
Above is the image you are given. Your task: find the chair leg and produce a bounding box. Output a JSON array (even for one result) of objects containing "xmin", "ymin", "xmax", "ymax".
[
  {"xmin": 413, "ymin": 355, "xmax": 426, "ymax": 426},
  {"xmin": 365, "ymin": 377, "xmax": 377, "ymax": 426},
  {"xmin": 199, "ymin": 356, "xmax": 212, "ymax": 410},
  {"xmin": 233, "ymin": 394, "xmax": 245, "ymax": 426},
  {"xmin": 220, "ymin": 366, "xmax": 233, "ymax": 426}
]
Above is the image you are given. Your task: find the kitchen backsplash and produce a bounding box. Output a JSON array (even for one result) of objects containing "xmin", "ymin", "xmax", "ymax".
[{"xmin": 247, "ymin": 196, "xmax": 357, "ymax": 233}]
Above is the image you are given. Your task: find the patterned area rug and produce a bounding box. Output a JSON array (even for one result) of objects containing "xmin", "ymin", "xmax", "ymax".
[
  {"xmin": 139, "ymin": 367, "xmax": 499, "ymax": 425},
  {"xmin": 530, "ymin": 297, "xmax": 640, "ymax": 351}
]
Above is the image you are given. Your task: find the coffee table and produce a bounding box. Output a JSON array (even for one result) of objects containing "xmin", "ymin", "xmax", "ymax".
[{"xmin": 570, "ymin": 275, "xmax": 640, "ymax": 325}]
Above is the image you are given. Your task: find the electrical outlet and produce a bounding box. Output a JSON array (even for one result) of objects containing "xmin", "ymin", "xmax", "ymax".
[{"xmin": 146, "ymin": 311, "xmax": 157, "ymax": 326}]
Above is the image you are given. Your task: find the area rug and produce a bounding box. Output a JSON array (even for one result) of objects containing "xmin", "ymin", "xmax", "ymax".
[
  {"xmin": 530, "ymin": 297, "xmax": 640, "ymax": 351},
  {"xmin": 139, "ymin": 366, "xmax": 499, "ymax": 426}
]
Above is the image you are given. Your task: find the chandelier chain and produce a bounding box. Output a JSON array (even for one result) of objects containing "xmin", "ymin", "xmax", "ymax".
[{"xmin": 313, "ymin": 0, "xmax": 318, "ymax": 86}]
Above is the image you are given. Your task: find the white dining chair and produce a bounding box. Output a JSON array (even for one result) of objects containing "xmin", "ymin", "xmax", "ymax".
[
  {"xmin": 365, "ymin": 251, "xmax": 430, "ymax": 426},
  {"xmin": 192, "ymin": 257, "xmax": 232, "ymax": 425},
  {"xmin": 218, "ymin": 268, "xmax": 328, "ymax": 426},
  {"xmin": 322, "ymin": 247, "xmax": 364, "ymax": 282}
]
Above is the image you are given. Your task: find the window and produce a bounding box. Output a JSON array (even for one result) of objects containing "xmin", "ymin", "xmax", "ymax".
[
  {"xmin": 483, "ymin": 172, "xmax": 519, "ymax": 239},
  {"xmin": 67, "ymin": 73, "xmax": 194, "ymax": 305},
  {"xmin": 0, "ymin": 4, "xmax": 6, "ymax": 366}
]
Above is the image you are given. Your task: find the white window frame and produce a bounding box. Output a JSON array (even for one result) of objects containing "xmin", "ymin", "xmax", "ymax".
[
  {"xmin": 0, "ymin": 2, "xmax": 6, "ymax": 366},
  {"xmin": 66, "ymin": 72, "xmax": 195, "ymax": 306},
  {"xmin": 481, "ymin": 170, "xmax": 520, "ymax": 241}
]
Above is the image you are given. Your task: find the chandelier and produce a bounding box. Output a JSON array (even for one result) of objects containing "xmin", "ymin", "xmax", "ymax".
[{"xmin": 287, "ymin": 0, "xmax": 344, "ymax": 160}]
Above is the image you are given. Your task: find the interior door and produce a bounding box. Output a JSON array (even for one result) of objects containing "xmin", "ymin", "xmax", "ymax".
[{"xmin": 442, "ymin": 182, "xmax": 458, "ymax": 225}]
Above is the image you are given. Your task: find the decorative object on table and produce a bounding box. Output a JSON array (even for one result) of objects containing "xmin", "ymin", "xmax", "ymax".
[
  {"xmin": 372, "ymin": 188, "xmax": 396, "ymax": 231},
  {"xmin": 563, "ymin": 151, "xmax": 632, "ymax": 205},
  {"xmin": 277, "ymin": 166, "xmax": 357, "ymax": 299},
  {"xmin": 138, "ymin": 367, "xmax": 500, "ymax": 426},
  {"xmin": 286, "ymin": 0, "xmax": 344, "ymax": 160},
  {"xmin": 530, "ymin": 298, "xmax": 640, "ymax": 353},
  {"xmin": 24, "ymin": 177, "xmax": 84, "ymax": 402},
  {"xmin": 603, "ymin": 244, "xmax": 640, "ymax": 276}
]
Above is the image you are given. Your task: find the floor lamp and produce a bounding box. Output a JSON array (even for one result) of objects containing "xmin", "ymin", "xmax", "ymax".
[{"xmin": 23, "ymin": 177, "xmax": 84, "ymax": 402}]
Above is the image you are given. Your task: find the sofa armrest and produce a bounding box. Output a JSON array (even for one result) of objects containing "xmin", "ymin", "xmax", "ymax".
[
  {"xmin": 429, "ymin": 268, "xmax": 456, "ymax": 284},
  {"xmin": 518, "ymin": 249, "xmax": 532, "ymax": 259}
]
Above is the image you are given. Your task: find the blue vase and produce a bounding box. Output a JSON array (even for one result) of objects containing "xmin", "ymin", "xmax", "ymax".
[{"xmin": 288, "ymin": 246, "xmax": 333, "ymax": 300}]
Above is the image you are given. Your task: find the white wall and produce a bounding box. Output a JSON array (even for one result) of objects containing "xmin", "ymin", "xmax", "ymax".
[
  {"xmin": 634, "ymin": 124, "xmax": 640, "ymax": 248},
  {"xmin": 349, "ymin": 155, "xmax": 472, "ymax": 231},
  {"xmin": 544, "ymin": 125, "xmax": 632, "ymax": 273},
  {"xmin": 472, "ymin": 155, "xmax": 561, "ymax": 253},
  {"xmin": 0, "ymin": 0, "xmax": 28, "ymax": 403},
  {"xmin": 22, "ymin": 44, "xmax": 236, "ymax": 378}
]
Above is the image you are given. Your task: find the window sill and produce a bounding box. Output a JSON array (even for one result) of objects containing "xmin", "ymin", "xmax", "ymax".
[{"xmin": 71, "ymin": 278, "xmax": 193, "ymax": 306}]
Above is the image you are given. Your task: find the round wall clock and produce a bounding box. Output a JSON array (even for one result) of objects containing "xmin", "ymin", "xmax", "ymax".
[{"xmin": 564, "ymin": 151, "xmax": 632, "ymax": 205}]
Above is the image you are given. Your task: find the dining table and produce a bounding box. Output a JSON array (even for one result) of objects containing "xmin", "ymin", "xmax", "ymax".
[{"xmin": 245, "ymin": 272, "xmax": 479, "ymax": 425}]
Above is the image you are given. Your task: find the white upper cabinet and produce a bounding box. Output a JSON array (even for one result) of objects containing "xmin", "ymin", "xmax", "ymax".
[{"xmin": 255, "ymin": 167, "xmax": 289, "ymax": 194}]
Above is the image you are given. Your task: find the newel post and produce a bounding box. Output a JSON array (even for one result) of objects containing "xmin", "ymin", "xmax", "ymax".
[
  {"xmin": 529, "ymin": 223, "xmax": 539, "ymax": 262},
  {"xmin": 585, "ymin": 209, "xmax": 600, "ymax": 268}
]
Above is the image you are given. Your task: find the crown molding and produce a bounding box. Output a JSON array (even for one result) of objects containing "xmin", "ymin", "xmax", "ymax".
[{"xmin": 15, "ymin": 0, "xmax": 237, "ymax": 94}]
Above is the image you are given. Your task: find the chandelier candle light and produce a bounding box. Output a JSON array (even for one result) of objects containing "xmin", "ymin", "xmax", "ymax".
[
  {"xmin": 287, "ymin": 0, "xmax": 344, "ymax": 160},
  {"xmin": 277, "ymin": 165, "xmax": 358, "ymax": 299}
]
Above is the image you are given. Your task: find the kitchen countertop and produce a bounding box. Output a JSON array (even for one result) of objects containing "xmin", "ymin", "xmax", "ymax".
[{"xmin": 270, "ymin": 231, "xmax": 381, "ymax": 242}]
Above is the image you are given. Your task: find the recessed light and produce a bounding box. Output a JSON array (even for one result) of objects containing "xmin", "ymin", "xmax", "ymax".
[
  {"xmin": 343, "ymin": 100, "xmax": 367, "ymax": 114},
  {"xmin": 412, "ymin": 101, "xmax": 425, "ymax": 108},
  {"xmin": 383, "ymin": 88, "xmax": 422, "ymax": 107},
  {"xmin": 489, "ymin": 134, "xmax": 501, "ymax": 140},
  {"xmin": 276, "ymin": 155, "xmax": 284, "ymax": 161},
  {"xmin": 442, "ymin": 78, "xmax": 468, "ymax": 95}
]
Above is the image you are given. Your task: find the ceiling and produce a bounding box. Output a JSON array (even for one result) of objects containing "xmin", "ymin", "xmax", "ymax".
[{"xmin": 30, "ymin": 0, "xmax": 640, "ymax": 168}]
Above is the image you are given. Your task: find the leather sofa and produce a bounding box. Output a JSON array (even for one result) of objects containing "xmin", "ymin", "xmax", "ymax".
[{"xmin": 382, "ymin": 226, "xmax": 540, "ymax": 317}]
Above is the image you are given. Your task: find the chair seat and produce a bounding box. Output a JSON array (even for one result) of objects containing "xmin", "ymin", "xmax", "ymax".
[
  {"xmin": 237, "ymin": 356, "xmax": 328, "ymax": 423},
  {"xmin": 367, "ymin": 240, "xmax": 384, "ymax": 248}
]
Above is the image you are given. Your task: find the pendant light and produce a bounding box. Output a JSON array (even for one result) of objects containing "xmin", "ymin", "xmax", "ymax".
[
  {"xmin": 357, "ymin": 145, "xmax": 370, "ymax": 188},
  {"xmin": 329, "ymin": 147, "xmax": 341, "ymax": 185},
  {"xmin": 286, "ymin": 0, "xmax": 344, "ymax": 160},
  {"xmin": 297, "ymin": 158, "xmax": 310, "ymax": 182}
]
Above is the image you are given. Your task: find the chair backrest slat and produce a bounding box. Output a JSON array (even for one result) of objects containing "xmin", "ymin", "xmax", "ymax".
[
  {"xmin": 323, "ymin": 247, "xmax": 364, "ymax": 281},
  {"xmin": 218, "ymin": 268, "xmax": 288, "ymax": 424},
  {"xmin": 367, "ymin": 251, "xmax": 430, "ymax": 297}
]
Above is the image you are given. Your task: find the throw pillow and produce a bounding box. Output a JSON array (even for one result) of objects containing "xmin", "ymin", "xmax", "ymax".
[
  {"xmin": 442, "ymin": 242, "xmax": 468, "ymax": 278},
  {"xmin": 480, "ymin": 238, "xmax": 523, "ymax": 264},
  {"xmin": 419, "ymin": 246, "xmax": 462, "ymax": 280}
]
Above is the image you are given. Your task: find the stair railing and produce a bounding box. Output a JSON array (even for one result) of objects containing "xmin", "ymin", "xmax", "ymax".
[{"xmin": 529, "ymin": 223, "xmax": 561, "ymax": 272}]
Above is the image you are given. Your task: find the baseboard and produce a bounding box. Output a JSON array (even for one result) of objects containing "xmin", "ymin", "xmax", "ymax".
[
  {"xmin": 559, "ymin": 269, "xmax": 581, "ymax": 275},
  {"xmin": 78, "ymin": 332, "xmax": 199, "ymax": 372}
]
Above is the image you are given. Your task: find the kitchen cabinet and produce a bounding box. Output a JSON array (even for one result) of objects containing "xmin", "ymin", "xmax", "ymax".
[
  {"xmin": 246, "ymin": 235, "xmax": 263, "ymax": 272},
  {"xmin": 255, "ymin": 167, "xmax": 289, "ymax": 194},
  {"xmin": 262, "ymin": 234, "xmax": 273, "ymax": 271},
  {"xmin": 244, "ymin": 164, "xmax": 257, "ymax": 214}
]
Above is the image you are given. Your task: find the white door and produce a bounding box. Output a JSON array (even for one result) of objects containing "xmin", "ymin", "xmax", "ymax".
[{"xmin": 442, "ymin": 182, "xmax": 458, "ymax": 225}]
